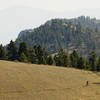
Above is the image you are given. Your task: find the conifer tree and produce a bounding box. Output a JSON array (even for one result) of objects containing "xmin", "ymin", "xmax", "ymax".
[
  {"xmin": 63, "ymin": 53, "xmax": 70, "ymax": 67},
  {"xmin": 0, "ymin": 44, "xmax": 7, "ymax": 59},
  {"xmin": 29, "ymin": 47, "xmax": 38, "ymax": 64},
  {"xmin": 89, "ymin": 51, "xmax": 97, "ymax": 71},
  {"xmin": 19, "ymin": 52, "xmax": 28, "ymax": 63},
  {"xmin": 85, "ymin": 60, "xmax": 90, "ymax": 70},
  {"xmin": 54, "ymin": 49, "xmax": 69, "ymax": 67},
  {"xmin": 34, "ymin": 45, "xmax": 48, "ymax": 64},
  {"xmin": 7, "ymin": 40, "xmax": 18, "ymax": 60},
  {"xmin": 34, "ymin": 45, "xmax": 43, "ymax": 64},
  {"xmin": 77, "ymin": 56, "xmax": 85, "ymax": 69},
  {"xmin": 41, "ymin": 56, "xmax": 46, "ymax": 65},
  {"xmin": 18, "ymin": 42, "xmax": 30, "ymax": 61},
  {"xmin": 70, "ymin": 50, "xmax": 79, "ymax": 67},
  {"xmin": 47, "ymin": 56, "xmax": 54, "ymax": 65},
  {"xmin": 96, "ymin": 57, "xmax": 100, "ymax": 71}
]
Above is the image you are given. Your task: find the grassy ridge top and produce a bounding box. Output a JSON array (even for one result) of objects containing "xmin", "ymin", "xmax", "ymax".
[{"xmin": 0, "ymin": 60, "xmax": 100, "ymax": 100}]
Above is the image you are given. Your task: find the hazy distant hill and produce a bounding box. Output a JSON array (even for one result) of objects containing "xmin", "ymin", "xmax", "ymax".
[{"xmin": 16, "ymin": 16, "xmax": 100, "ymax": 56}]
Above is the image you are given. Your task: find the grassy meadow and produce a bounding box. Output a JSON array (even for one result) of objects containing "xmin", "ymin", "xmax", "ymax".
[{"xmin": 0, "ymin": 60, "xmax": 100, "ymax": 100}]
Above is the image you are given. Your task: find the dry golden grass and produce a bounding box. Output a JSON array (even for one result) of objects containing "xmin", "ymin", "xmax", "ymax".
[{"xmin": 0, "ymin": 60, "xmax": 100, "ymax": 100}]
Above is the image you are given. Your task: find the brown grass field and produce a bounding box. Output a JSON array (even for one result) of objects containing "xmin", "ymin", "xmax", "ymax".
[{"xmin": 0, "ymin": 60, "xmax": 100, "ymax": 100}]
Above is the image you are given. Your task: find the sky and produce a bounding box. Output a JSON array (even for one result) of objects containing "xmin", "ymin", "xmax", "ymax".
[
  {"xmin": 1, "ymin": 0, "xmax": 100, "ymax": 11},
  {"xmin": 0, "ymin": 0, "xmax": 100, "ymax": 45}
]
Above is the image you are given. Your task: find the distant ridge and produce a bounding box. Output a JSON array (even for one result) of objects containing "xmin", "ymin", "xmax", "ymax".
[{"xmin": 16, "ymin": 16, "xmax": 100, "ymax": 56}]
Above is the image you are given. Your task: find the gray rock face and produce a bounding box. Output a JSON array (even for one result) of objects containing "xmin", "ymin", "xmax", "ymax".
[{"xmin": 18, "ymin": 29, "xmax": 34, "ymax": 38}]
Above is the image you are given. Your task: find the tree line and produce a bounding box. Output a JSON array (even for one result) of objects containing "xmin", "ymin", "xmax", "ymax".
[{"xmin": 0, "ymin": 40, "xmax": 100, "ymax": 72}]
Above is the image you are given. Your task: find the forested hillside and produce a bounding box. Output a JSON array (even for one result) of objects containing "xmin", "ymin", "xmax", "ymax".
[{"xmin": 16, "ymin": 16, "xmax": 100, "ymax": 56}]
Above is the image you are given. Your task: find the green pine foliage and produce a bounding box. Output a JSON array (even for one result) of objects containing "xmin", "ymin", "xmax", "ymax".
[
  {"xmin": 54, "ymin": 49, "xmax": 69, "ymax": 67},
  {"xmin": 0, "ymin": 44, "xmax": 7, "ymax": 60},
  {"xmin": 18, "ymin": 42, "xmax": 30, "ymax": 57},
  {"xmin": 34, "ymin": 45, "xmax": 48, "ymax": 64},
  {"xmin": 84, "ymin": 60, "xmax": 90, "ymax": 70},
  {"xmin": 77, "ymin": 56, "xmax": 85, "ymax": 69},
  {"xmin": 47, "ymin": 56, "xmax": 54, "ymax": 65},
  {"xmin": 70, "ymin": 50, "xmax": 79, "ymax": 68},
  {"xmin": 29, "ymin": 47, "xmax": 38, "ymax": 64},
  {"xmin": 41, "ymin": 56, "xmax": 47, "ymax": 65},
  {"xmin": 19, "ymin": 52, "xmax": 28, "ymax": 63},
  {"xmin": 96, "ymin": 57, "xmax": 100, "ymax": 71},
  {"xmin": 7, "ymin": 40, "xmax": 18, "ymax": 61},
  {"xmin": 89, "ymin": 51, "xmax": 97, "ymax": 71},
  {"xmin": 18, "ymin": 42, "xmax": 30, "ymax": 61}
]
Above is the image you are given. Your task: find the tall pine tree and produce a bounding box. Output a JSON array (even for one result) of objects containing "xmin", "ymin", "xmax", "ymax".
[
  {"xmin": 70, "ymin": 50, "xmax": 79, "ymax": 68},
  {"xmin": 96, "ymin": 57, "xmax": 100, "ymax": 71},
  {"xmin": 19, "ymin": 52, "xmax": 28, "ymax": 63},
  {"xmin": 54, "ymin": 49, "xmax": 69, "ymax": 67},
  {"xmin": 18, "ymin": 42, "xmax": 30, "ymax": 62},
  {"xmin": 89, "ymin": 51, "xmax": 97, "ymax": 71},
  {"xmin": 29, "ymin": 47, "xmax": 38, "ymax": 64},
  {"xmin": 77, "ymin": 56, "xmax": 85, "ymax": 69},
  {"xmin": 0, "ymin": 44, "xmax": 7, "ymax": 60},
  {"xmin": 7, "ymin": 40, "xmax": 18, "ymax": 60},
  {"xmin": 47, "ymin": 56, "xmax": 54, "ymax": 65}
]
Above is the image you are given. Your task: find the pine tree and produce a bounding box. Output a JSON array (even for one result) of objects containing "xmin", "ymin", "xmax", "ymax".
[
  {"xmin": 85, "ymin": 60, "xmax": 90, "ymax": 70},
  {"xmin": 70, "ymin": 50, "xmax": 79, "ymax": 68},
  {"xmin": 41, "ymin": 56, "xmax": 46, "ymax": 65},
  {"xmin": 7, "ymin": 40, "xmax": 18, "ymax": 60},
  {"xmin": 29, "ymin": 47, "xmax": 38, "ymax": 64},
  {"xmin": 34, "ymin": 45, "xmax": 49, "ymax": 64},
  {"xmin": 19, "ymin": 52, "xmax": 28, "ymax": 63},
  {"xmin": 77, "ymin": 56, "xmax": 85, "ymax": 69},
  {"xmin": 54, "ymin": 49, "xmax": 69, "ymax": 67},
  {"xmin": 34, "ymin": 45, "xmax": 43, "ymax": 64},
  {"xmin": 18, "ymin": 42, "xmax": 30, "ymax": 62},
  {"xmin": 89, "ymin": 51, "xmax": 97, "ymax": 71},
  {"xmin": 96, "ymin": 57, "xmax": 100, "ymax": 72},
  {"xmin": 63, "ymin": 53, "xmax": 70, "ymax": 67},
  {"xmin": 0, "ymin": 44, "xmax": 7, "ymax": 60},
  {"xmin": 47, "ymin": 56, "xmax": 54, "ymax": 65},
  {"xmin": 54, "ymin": 54, "xmax": 60, "ymax": 66}
]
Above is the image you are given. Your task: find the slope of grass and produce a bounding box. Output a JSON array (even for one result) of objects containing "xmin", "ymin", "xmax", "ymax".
[{"xmin": 0, "ymin": 60, "xmax": 100, "ymax": 100}]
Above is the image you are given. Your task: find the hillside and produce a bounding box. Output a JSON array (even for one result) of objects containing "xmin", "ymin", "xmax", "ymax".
[
  {"xmin": 0, "ymin": 60, "xmax": 100, "ymax": 100},
  {"xmin": 16, "ymin": 16, "xmax": 100, "ymax": 56}
]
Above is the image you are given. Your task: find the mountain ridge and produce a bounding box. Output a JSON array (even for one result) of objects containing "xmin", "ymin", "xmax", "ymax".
[{"xmin": 16, "ymin": 16, "xmax": 100, "ymax": 56}]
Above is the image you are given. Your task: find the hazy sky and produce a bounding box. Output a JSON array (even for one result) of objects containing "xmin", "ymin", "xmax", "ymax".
[
  {"xmin": 0, "ymin": 0, "xmax": 100, "ymax": 11},
  {"xmin": 0, "ymin": 0, "xmax": 100, "ymax": 45}
]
